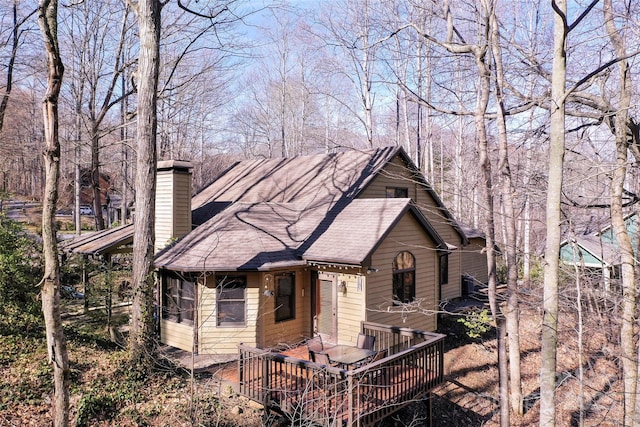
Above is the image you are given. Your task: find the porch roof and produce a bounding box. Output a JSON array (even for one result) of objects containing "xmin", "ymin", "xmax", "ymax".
[
  {"xmin": 58, "ymin": 224, "xmax": 133, "ymax": 256},
  {"xmin": 154, "ymin": 198, "xmax": 444, "ymax": 272}
]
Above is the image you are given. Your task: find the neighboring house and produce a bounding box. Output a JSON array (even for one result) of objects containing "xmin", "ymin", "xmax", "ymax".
[
  {"xmin": 560, "ymin": 213, "xmax": 637, "ymax": 288},
  {"xmin": 63, "ymin": 147, "xmax": 484, "ymax": 355}
]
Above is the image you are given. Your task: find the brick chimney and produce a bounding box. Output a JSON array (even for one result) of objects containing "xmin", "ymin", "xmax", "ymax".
[{"xmin": 155, "ymin": 160, "xmax": 193, "ymax": 251}]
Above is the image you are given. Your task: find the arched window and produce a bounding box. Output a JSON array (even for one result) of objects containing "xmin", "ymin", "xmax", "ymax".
[{"xmin": 393, "ymin": 251, "xmax": 415, "ymax": 303}]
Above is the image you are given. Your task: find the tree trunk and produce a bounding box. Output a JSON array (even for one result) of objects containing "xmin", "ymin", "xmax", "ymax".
[
  {"xmin": 603, "ymin": 1, "xmax": 636, "ymax": 424},
  {"xmin": 91, "ymin": 129, "xmax": 106, "ymax": 230},
  {"xmin": 128, "ymin": 0, "xmax": 161, "ymax": 370},
  {"xmin": 0, "ymin": 2, "xmax": 35, "ymax": 137},
  {"xmin": 540, "ymin": 1, "xmax": 567, "ymax": 425},
  {"xmin": 490, "ymin": 9, "xmax": 523, "ymax": 415},
  {"xmin": 38, "ymin": 0, "xmax": 70, "ymax": 425},
  {"xmin": 467, "ymin": 3, "xmax": 509, "ymax": 423}
]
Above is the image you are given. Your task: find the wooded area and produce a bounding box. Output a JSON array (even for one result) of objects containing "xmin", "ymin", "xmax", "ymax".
[{"xmin": 0, "ymin": 0, "xmax": 639, "ymax": 426}]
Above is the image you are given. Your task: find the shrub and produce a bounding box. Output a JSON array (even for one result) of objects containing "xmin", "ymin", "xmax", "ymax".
[
  {"xmin": 457, "ymin": 308, "xmax": 493, "ymax": 340},
  {"xmin": 0, "ymin": 213, "xmax": 43, "ymax": 334}
]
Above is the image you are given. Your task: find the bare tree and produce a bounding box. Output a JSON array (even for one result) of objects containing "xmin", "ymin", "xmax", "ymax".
[
  {"xmin": 489, "ymin": 3, "xmax": 523, "ymax": 415},
  {"xmin": 38, "ymin": 0, "xmax": 69, "ymax": 425},
  {"xmin": 408, "ymin": 1, "xmax": 510, "ymax": 423},
  {"xmin": 127, "ymin": 0, "xmax": 161, "ymax": 370},
  {"xmin": 540, "ymin": 1, "xmax": 567, "ymax": 423},
  {"xmin": 603, "ymin": 1, "xmax": 637, "ymax": 424},
  {"xmin": 316, "ymin": 0, "xmax": 382, "ymax": 147},
  {"xmin": 0, "ymin": 2, "xmax": 36, "ymax": 136},
  {"xmin": 62, "ymin": 1, "xmax": 134, "ymax": 230}
]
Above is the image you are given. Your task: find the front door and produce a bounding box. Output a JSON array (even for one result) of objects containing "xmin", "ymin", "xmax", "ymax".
[{"xmin": 314, "ymin": 272, "xmax": 337, "ymax": 344}]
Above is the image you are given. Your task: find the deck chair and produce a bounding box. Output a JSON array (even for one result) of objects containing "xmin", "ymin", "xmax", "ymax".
[
  {"xmin": 309, "ymin": 350, "xmax": 332, "ymax": 366},
  {"xmin": 306, "ymin": 336, "xmax": 324, "ymax": 358},
  {"xmin": 356, "ymin": 333, "xmax": 375, "ymax": 350}
]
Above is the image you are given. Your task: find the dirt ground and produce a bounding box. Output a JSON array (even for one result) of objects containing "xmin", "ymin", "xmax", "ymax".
[
  {"xmin": 425, "ymin": 288, "xmax": 624, "ymax": 427},
  {"xmin": 1, "ymin": 286, "xmax": 626, "ymax": 426}
]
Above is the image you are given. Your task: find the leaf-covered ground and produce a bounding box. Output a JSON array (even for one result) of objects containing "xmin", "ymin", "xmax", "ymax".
[{"xmin": 0, "ymin": 288, "xmax": 624, "ymax": 426}]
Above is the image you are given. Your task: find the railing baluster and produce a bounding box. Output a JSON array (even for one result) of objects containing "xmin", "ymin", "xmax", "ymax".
[{"xmin": 238, "ymin": 325, "xmax": 445, "ymax": 427}]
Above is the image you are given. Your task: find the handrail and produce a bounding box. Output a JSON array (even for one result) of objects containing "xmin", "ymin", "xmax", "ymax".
[{"xmin": 237, "ymin": 325, "xmax": 446, "ymax": 426}]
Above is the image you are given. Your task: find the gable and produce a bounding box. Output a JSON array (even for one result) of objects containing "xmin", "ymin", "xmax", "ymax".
[
  {"xmin": 560, "ymin": 235, "xmax": 620, "ymax": 267},
  {"xmin": 598, "ymin": 213, "xmax": 638, "ymax": 250},
  {"xmin": 358, "ymin": 152, "xmax": 466, "ymax": 246},
  {"xmin": 301, "ymin": 198, "xmax": 444, "ymax": 265}
]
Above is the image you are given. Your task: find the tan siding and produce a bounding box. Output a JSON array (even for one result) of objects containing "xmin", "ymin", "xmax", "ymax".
[
  {"xmin": 360, "ymin": 154, "xmax": 465, "ymax": 302},
  {"xmin": 155, "ymin": 172, "xmax": 174, "ymax": 250},
  {"xmin": 197, "ymin": 273, "xmax": 260, "ymax": 354},
  {"xmin": 461, "ymin": 237, "xmax": 488, "ymax": 284},
  {"xmin": 194, "ymin": 269, "xmax": 313, "ymax": 353},
  {"xmin": 155, "ymin": 169, "xmax": 192, "ymax": 251},
  {"xmin": 160, "ymin": 320, "xmax": 193, "ymax": 352},
  {"xmin": 366, "ymin": 214, "xmax": 438, "ymax": 332},
  {"xmin": 440, "ymin": 251, "xmax": 462, "ymax": 301},
  {"xmin": 261, "ymin": 268, "xmax": 311, "ymax": 348},
  {"xmin": 172, "ymin": 171, "xmax": 192, "ymax": 238},
  {"xmin": 335, "ymin": 273, "xmax": 367, "ymax": 345},
  {"xmin": 359, "ymin": 157, "xmax": 418, "ymax": 200}
]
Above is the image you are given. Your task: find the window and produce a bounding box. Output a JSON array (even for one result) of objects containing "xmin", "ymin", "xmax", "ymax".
[
  {"xmin": 275, "ymin": 272, "xmax": 295, "ymax": 322},
  {"xmin": 217, "ymin": 275, "xmax": 246, "ymax": 327},
  {"xmin": 162, "ymin": 275, "xmax": 195, "ymax": 324},
  {"xmin": 386, "ymin": 187, "xmax": 409, "ymax": 198},
  {"xmin": 439, "ymin": 252, "xmax": 449, "ymax": 285},
  {"xmin": 392, "ymin": 251, "xmax": 415, "ymax": 304}
]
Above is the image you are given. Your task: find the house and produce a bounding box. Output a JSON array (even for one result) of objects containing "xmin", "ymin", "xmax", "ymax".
[
  {"xmin": 560, "ymin": 213, "xmax": 637, "ymax": 288},
  {"xmin": 152, "ymin": 147, "xmax": 472, "ymax": 354},
  {"xmin": 457, "ymin": 223, "xmax": 489, "ymax": 294}
]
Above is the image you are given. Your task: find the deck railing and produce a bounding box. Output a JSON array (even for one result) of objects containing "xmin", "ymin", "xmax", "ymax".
[{"xmin": 237, "ymin": 323, "xmax": 445, "ymax": 426}]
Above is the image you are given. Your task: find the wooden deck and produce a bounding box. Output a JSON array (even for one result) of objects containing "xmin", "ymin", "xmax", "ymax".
[{"xmin": 237, "ymin": 322, "xmax": 445, "ymax": 426}]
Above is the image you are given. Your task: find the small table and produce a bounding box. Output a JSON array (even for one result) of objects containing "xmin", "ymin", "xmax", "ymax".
[{"xmin": 324, "ymin": 345, "xmax": 376, "ymax": 369}]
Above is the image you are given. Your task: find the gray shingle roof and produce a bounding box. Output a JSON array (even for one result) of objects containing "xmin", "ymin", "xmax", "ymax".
[
  {"xmin": 155, "ymin": 198, "xmax": 443, "ymax": 272},
  {"xmin": 570, "ymin": 235, "xmax": 621, "ymax": 266},
  {"xmin": 62, "ymin": 147, "xmax": 456, "ymax": 268},
  {"xmin": 192, "ymin": 147, "xmax": 399, "ymax": 208},
  {"xmin": 58, "ymin": 224, "xmax": 133, "ymax": 255}
]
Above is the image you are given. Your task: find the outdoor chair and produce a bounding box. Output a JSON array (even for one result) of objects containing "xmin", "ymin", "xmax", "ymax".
[
  {"xmin": 356, "ymin": 333, "xmax": 375, "ymax": 351},
  {"xmin": 309, "ymin": 350, "xmax": 333, "ymax": 366},
  {"xmin": 306, "ymin": 336, "xmax": 324, "ymax": 360}
]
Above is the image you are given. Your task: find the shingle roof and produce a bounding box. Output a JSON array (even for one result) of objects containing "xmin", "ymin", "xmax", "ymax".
[
  {"xmin": 301, "ymin": 198, "xmax": 443, "ymax": 265},
  {"xmin": 62, "ymin": 147, "xmax": 458, "ymax": 266},
  {"xmin": 155, "ymin": 198, "xmax": 443, "ymax": 272},
  {"xmin": 58, "ymin": 224, "xmax": 133, "ymax": 255},
  {"xmin": 569, "ymin": 235, "xmax": 621, "ymax": 266},
  {"xmin": 192, "ymin": 147, "xmax": 399, "ymax": 208}
]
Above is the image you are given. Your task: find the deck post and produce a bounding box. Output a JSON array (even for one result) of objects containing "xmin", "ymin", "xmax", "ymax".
[
  {"xmin": 262, "ymin": 353, "xmax": 270, "ymax": 403},
  {"xmin": 347, "ymin": 373, "xmax": 354, "ymax": 426},
  {"xmin": 238, "ymin": 345, "xmax": 244, "ymax": 390},
  {"xmin": 426, "ymin": 392, "xmax": 433, "ymax": 427}
]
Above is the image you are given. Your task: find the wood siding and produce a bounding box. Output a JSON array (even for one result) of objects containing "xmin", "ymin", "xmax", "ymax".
[
  {"xmin": 160, "ymin": 319, "xmax": 193, "ymax": 352},
  {"xmin": 461, "ymin": 237, "xmax": 489, "ymax": 284},
  {"xmin": 335, "ymin": 272, "xmax": 367, "ymax": 346},
  {"xmin": 155, "ymin": 167, "xmax": 191, "ymax": 251},
  {"xmin": 187, "ymin": 269, "xmax": 313, "ymax": 354},
  {"xmin": 360, "ymin": 155, "xmax": 465, "ymax": 302},
  {"xmin": 260, "ymin": 269, "xmax": 312, "ymax": 348},
  {"xmin": 197, "ymin": 273, "xmax": 260, "ymax": 354},
  {"xmin": 366, "ymin": 214, "xmax": 438, "ymax": 332}
]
